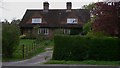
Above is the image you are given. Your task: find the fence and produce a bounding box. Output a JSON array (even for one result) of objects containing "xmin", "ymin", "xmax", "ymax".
[{"xmin": 21, "ymin": 42, "xmax": 42, "ymax": 59}]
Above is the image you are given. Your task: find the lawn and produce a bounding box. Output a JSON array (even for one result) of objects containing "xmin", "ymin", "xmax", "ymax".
[
  {"xmin": 44, "ymin": 60, "xmax": 120, "ymax": 66},
  {"xmin": 19, "ymin": 39, "xmax": 35, "ymax": 45}
]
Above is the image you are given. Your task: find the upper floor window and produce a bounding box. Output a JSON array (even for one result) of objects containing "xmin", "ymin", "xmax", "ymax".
[
  {"xmin": 32, "ymin": 18, "xmax": 42, "ymax": 23},
  {"xmin": 67, "ymin": 18, "xmax": 78, "ymax": 24}
]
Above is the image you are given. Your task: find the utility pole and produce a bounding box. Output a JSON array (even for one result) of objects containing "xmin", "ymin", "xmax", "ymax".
[{"xmin": 116, "ymin": 1, "xmax": 120, "ymax": 38}]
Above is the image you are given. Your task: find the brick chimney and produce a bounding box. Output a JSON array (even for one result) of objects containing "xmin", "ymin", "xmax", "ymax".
[
  {"xmin": 43, "ymin": 2, "xmax": 49, "ymax": 12},
  {"xmin": 66, "ymin": 2, "xmax": 72, "ymax": 12},
  {"xmin": 66, "ymin": 2, "xmax": 72, "ymax": 10}
]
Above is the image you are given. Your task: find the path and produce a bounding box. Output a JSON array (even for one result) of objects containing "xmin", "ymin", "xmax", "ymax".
[{"xmin": 2, "ymin": 48, "xmax": 53, "ymax": 66}]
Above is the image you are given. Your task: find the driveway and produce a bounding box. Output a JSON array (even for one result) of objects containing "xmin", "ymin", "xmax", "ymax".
[{"xmin": 2, "ymin": 48, "xmax": 53, "ymax": 66}]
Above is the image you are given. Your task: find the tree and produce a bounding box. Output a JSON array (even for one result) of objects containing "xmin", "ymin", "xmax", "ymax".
[
  {"xmin": 2, "ymin": 23, "xmax": 20, "ymax": 58},
  {"xmin": 11, "ymin": 19, "xmax": 21, "ymax": 25},
  {"xmin": 82, "ymin": 3, "xmax": 95, "ymax": 10},
  {"xmin": 2, "ymin": 19, "xmax": 9, "ymax": 24},
  {"xmin": 82, "ymin": 3, "xmax": 96, "ymax": 35},
  {"xmin": 83, "ymin": 21, "xmax": 92, "ymax": 34},
  {"xmin": 92, "ymin": 2, "xmax": 119, "ymax": 36}
]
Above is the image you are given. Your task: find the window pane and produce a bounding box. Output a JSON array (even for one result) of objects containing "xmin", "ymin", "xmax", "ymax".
[
  {"xmin": 32, "ymin": 18, "xmax": 42, "ymax": 23},
  {"xmin": 64, "ymin": 29, "xmax": 70, "ymax": 34},
  {"xmin": 67, "ymin": 18, "xmax": 78, "ymax": 24},
  {"xmin": 38, "ymin": 28, "xmax": 49, "ymax": 35}
]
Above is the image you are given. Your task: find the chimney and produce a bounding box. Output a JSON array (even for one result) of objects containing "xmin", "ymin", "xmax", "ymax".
[
  {"xmin": 66, "ymin": 2, "xmax": 72, "ymax": 10},
  {"xmin": 43, "ymin": 2, "xmax": 49, "ymax": 12},
  {"xmin": 66, "ymin": 2, "xmax": 72, "ymax": 12}
]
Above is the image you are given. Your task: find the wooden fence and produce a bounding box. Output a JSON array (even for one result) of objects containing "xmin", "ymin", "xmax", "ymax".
[{"xmin": 21, "ymin": 42, "xmax": 41, "ymax": 59}]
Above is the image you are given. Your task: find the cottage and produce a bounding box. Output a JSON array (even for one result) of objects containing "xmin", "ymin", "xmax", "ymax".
[{"xmin": 19, "ymin": 2, "xmax": 90, "ymax": 39}]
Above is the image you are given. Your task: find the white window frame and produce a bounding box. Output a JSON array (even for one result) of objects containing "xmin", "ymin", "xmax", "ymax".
[
  {"xmin": 32, "ymin": 18, "xmax": 42, "ymax": 23},
  {"xmin": 67, "ymin": 18, "xmax": 78, "ymax": 24},
  {"xmin": 63, "ymin": 29, "xmax": 70, "ymax": 34},
  {"xmin": 38, "ymin": 28, "xmax": 49, "ymax": 35}
]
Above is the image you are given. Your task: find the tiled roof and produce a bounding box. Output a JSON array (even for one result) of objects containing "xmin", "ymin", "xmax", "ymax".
[{"xmin": 20, "ymin": 9, "xmax": 90, "ymax": 28}]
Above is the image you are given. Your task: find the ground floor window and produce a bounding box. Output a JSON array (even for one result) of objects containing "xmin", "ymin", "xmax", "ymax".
[
  {"xmin": 63, "ymin": 29, "xmax": 70, "ymax": 35},
  {"xmin": 38, "ymin": 28, "xmax": 49, "ymax": 35}
]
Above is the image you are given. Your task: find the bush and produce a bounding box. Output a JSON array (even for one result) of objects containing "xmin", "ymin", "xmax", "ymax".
[
  {"xmin": 88, "ymin": 37, "xmax": 120, "ymax": 61},
  {"xmin": 2, "ymin": 24, "xmax": 20, "ymax": 58},
  {"xmin": 86, "ymin": 31, "xmax": 109, "ymax": 38},
  {"xmin": 53, "ymin": 35, "xmax": 88, "ymax": 61},
  {"xmin": 53, "ymin": 35, "xmax": 120, "ymax": 61},
  {"xmin": 83, "ymin": 21, "xmax": 92, "ymax": 34},
  {"xmin": 70, "ymin": 29, "xmax": 81, "ymax": 35}
]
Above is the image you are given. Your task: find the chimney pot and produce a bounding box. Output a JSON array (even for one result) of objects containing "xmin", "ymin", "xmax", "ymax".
[
  {"xmin": 43, "ymin": 2, "xmax": 49, "ymax": 12},
  {"xmin": 66, "ymin": 2, "xmax": 72, "ymax": 10}
]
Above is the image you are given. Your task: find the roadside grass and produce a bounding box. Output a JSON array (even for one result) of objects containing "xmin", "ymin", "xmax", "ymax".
[
  {"xmin": 44, "ymin": 60, "xmax": 120, "ymax": 66},
  {"xmin": 3, "ymin": 39, "xmax": 54, "ymax": 62}
]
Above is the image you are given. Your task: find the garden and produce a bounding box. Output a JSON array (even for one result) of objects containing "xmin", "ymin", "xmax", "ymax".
[{"xmin": 2, "ymin": 23, "xmax": 54, "ymax": 62}]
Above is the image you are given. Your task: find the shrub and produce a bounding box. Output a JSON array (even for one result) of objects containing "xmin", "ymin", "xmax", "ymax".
[
  {"xmin": 70, "ymin": 29, "xmax": 81, "ymax": 35},
  {"xmin": 24, "ymin": 33, "xmax": 36, "ymax": 39},
  {"xmin": 2, "ymin": 24, "xmax": 20, "ymax": 58},
  {"xmin": 88, "ymin": 37, "xmax": 120, "ymax": 61},
  {"xmin": 53, "ymin": 35, "xmax": 120, "ymax": 61},
  {"xmin": 53, "ymin": 35, "xmax": 88, "ymax": 61},
  {"xmin": 86, "ymin": 31, "xmax": 109, "ymax": 38},
  {"xmin": 83, "ymin": 21, "xmax": 92, "ymax": 34}
]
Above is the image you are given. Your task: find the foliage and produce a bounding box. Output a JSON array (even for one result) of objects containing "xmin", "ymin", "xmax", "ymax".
[
  {"xmin": 2, "ymin": 23, "xmax": 20, "ymax": 58},
  {"xmin": 82, "ymin": 2, "xmax": 95, "ymax": 10},
  {"xmin": 35, "ymin": 34, "xmax": 46, "ymax": 43},
  {"xmin": 92, "ymin": 2, "xmax": 119, "ymax": 36},
  {"xmin": 22, "ymin": 25, "xmax": 39, "ymax": 39},
  {"xmin": 24, "ymin": 33, "xmax": 36, "ymax": 39},
  {"xmin": 53, "ymin": 35, "xmax": 89, "ymax": 61},
  {"xmin": 45, "ymin": 60, "xmax": 120, "ymax": 65},
  {"xmin": 70, "ymin": 29, "xmax": 81, "ymax": 35},
  {"xmin": 53, "ymin": 29, "xmax": 64, "ymax": 35},
  {"xmin": 83, "ymin": 21, "xmax": 92, "ymax": 34},
  {"xmin": 53, "ymin": 35, "xmax": 120, "ymax": 61},
  {"xmin": 11, "ymin": 19, "xmax": 21, "ymax": 25},
  {"xmin": 85, "ymin": 31, "xmax": 109, "ymax": 38}
]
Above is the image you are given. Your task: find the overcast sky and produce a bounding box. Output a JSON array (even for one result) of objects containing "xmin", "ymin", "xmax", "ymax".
[{"xmin": 0, "ymin": 0, "xmax": 104, "ymax": 22}]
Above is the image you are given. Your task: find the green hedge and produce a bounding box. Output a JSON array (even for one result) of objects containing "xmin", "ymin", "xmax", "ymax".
[
  {"xmin": 53, "ymin": 35, "xmax": 120, "ymax": 61},
  {"xmin": 2, "ymin": 24, "xmax": 20, "ymax": 58}
]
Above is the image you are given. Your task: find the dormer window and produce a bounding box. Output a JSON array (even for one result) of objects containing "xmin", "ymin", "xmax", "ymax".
[
  {"xmin": 32, "ymin": 18, "xmax": 42, "ymax": 23},
  {"xmin": 67, "ymin": 18, "xmax": 78, "ymax": 24}
]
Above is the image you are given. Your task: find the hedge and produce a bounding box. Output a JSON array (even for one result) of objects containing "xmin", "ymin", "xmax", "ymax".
[
  {"xmin": 53, "ymin": 35, "xmax": 120, "ymax": 61},
  {"xmin": 2, "ymin": 24, "xmax": 20, "ymax": 58}
]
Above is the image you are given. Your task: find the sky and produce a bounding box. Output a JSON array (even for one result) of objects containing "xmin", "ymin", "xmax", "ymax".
[{"xmin": 0, "ymin": 0, "xmax": 104, "ymax": 22}]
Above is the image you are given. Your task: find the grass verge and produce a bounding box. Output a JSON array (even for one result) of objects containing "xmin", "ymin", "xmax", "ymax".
[{"xmin": 44, "ymin": 60, "xmax": 120, "ymax": 66}]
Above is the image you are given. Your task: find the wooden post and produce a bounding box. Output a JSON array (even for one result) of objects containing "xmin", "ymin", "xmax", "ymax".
[
  {"xmin": 26, "ymin": 45, "xmax": 28, "ymax": 58},
  {"xmin": 34, "ymin": 42, "xmax": 35, "ymax": 51},
  {"xmin": 22, "ymin": 44, "xmax": 24, "ymax": 59}
]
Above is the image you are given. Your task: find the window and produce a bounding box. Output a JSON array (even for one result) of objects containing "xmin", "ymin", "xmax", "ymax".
[
  {"xmin": 32, "ymin": 18, "xmax": 42, "ymax": 23},
  {"xmin": 64, "ymin": 29, "xmax": 70, "ymax": 34},
  {"xmin": 38, "ymin": 28, "xmax": 49, "ymax": 35},
  {"xmin": 67, "ymin": 18, "xmax": 78, "ymax": 24}
]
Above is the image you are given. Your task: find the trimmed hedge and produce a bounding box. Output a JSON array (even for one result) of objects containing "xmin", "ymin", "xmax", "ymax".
[{"xmin": 53, "ymin": 35, "xmax": 120, "ymax": 61}]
